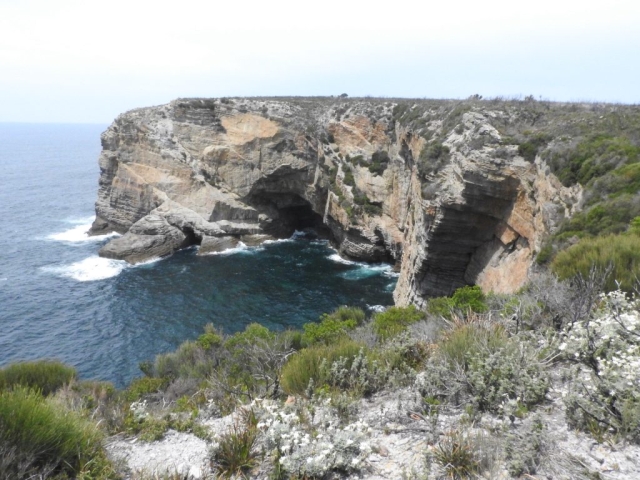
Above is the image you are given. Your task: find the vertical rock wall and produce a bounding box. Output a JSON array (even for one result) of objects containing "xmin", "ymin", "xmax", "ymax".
[{"xmin": 91, "ymin": 98, "xmax": 580, "ymax": 304}]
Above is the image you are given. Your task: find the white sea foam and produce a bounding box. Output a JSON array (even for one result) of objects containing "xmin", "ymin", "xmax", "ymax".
[
  {"xmin": 367, "ymin": 304, "xmax": 387, "ymax": 313},
  {"xmin": 328, "ymin": 253, "xmax": 398, "ymax": 278},
  {"xmin": 327, "ymin": 253, "xmax": 356, "ymax": 265},
  {"xmin": 42, "ymin": 256, "xmax": 128, "ymax": 282},
  {"xmin": 47, "ymin": 220, "xmax": 119, "ymax": 243},
  {"xmin": 203, "ymin": 242, "xmax": 254, "ymax": 256},
  {"xmin": 135, "ymin": 256, "xmax": 163, "ymax": 266},
  {"xmin": 262, "ymin": 238, "xmax": 294, "ymax": 245}
]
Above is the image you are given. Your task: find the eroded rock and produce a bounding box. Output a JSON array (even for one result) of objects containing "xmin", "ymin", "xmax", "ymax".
[{"xmin": 91, "ymin": 98, "xmax": 580, "ymax": 302}]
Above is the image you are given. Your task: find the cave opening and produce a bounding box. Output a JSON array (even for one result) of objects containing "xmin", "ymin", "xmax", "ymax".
[{"xmin": 247, "ymin": 191, "xmax": 333, "ymax": 240}]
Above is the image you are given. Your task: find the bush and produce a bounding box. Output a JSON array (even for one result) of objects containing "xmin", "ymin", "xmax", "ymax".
[
  {"xmin": 432, "ymin": 430, "xmax": 480, "ymax": 479},
  {"xmin": 558, "ymin": 194, "xmax": 640, "ymax": 238},
  {"xmin": 416, "ymin": 322, "xmax": 549, "ymax": 413},
  {"xmin": 372, "ymin": 305, "xmax": 425, "ymax": 340},
  {"xmin": 418, "ymin": 142, "xmax": 450, "ymax": 177},
  {"xmin": 552, "ymin": 232, "xmax": 640, "ymax": 292},
  {"xmin": 149, "ymin": 323, "xmax": 294, "ymax": 408},
  {"xmin": 280, "ymin": 340, "xmax": 365, "ymax": 395},
  {"xmin": 504, "ymin": 415, "xmax": 548, "ymax": 477},
  {"xmin": 369, "ymin": 150, "xmax": 390, "ymax": 175},
  {"xmin": 560, "ymin": 290, "xmax": 640, "ymax": 443},
  {"xmin": 437, "ymin": 322, "xmax": 508, "ymax": 369},
  {"xmin": 427, "ymin": 285, "xmax": 488, "ymax": 320},
  {"xmin": 552, "ymin": 135, "xmax": 640, "ymax": 187},
  {"xmin": 262, "ymin": 402, "xmax": 370, "ymax": 478},
  {"xmin": 302, "ymin": 306, "xmax": 365, "ymax": 346},
  {"xmin": 196, "ymin": 323, "xmax": 223, "ymax": 350},
  {"xmin": 154, "ymin": 340, "xmax": 212, "ymax": 380},
  {"xmin": 0, "ymin": 387, "xmax": 111, "ymax": 479},
  {"xmin": 517, "ymin": 133, "xmax": 552, "ymax": 162},
  {"xmin": 210, "ymin": 421, "xmax": 258, "ymax": 478},
  {"xmin": 125, "ymin": 376, "xmax": 167, "ymax": 402},
  {"xmin": 0, "ymin": 360, "xmax": 76, "ymax": 396},
  {"xmin": 343, "ymin": 169, "xmax": 355, "ymax": 187}
]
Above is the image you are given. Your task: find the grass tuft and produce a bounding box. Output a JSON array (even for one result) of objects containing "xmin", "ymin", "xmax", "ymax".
[{"xmin": 0, "ymin": 359, "xmax": 76, "ymax": 396}]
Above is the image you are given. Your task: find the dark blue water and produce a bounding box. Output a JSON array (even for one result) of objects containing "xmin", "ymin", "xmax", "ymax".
[{"xmin": 0, "ymin": 123, "xmax": 397, "ymax": 387}]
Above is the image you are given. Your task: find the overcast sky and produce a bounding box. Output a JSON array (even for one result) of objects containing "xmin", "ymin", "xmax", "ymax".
[{"xmin": 1, "ymin": 0, "xmax": 638, "ymax": 123}]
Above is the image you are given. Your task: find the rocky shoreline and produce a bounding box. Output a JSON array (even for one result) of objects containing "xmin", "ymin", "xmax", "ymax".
[{"xmin": 90, "ymin": 97, "xmax": 580, "ymax": 304}]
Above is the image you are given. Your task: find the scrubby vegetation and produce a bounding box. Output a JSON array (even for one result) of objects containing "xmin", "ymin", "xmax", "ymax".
[
  {"xmin": 4, "ymin": 271, "xmax": 640, "ymax": 477},
  {"xmin": 0, "ymin": 360, "xmax": 76, "ymax": 395},
  {"xmin": 552, "ymin": 231, "xmax": 640, "ymax": 292},
  {"xmin": 0, "ymin": 363, "xmax": 116, "ymax": 480}
]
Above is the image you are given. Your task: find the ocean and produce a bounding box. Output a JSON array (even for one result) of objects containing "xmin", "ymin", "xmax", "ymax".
[{"xmin": 0, "ymin": 123, "xmax": 397, "ymax": 387}]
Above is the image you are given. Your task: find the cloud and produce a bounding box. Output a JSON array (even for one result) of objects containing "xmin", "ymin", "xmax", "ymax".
[{"xmin": 1, "ymin": 0, "xmax": 638, "ymax": 122}]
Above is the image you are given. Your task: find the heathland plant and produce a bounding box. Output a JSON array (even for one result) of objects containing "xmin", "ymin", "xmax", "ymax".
[
  {"xmin": 427, "ymin": 285, "xmax": 489, "ymax": 320},
  {"xmin": 0, "ymin": 387, "xmax": 113, "ymax": 479},
  {"xmin": 280, "ymin": 340, "xmax": 365, "ymax": 395},
  {"xmin": 149, "ymin": 323, "xmax": 294, "ymax": 406},
  {"xmin": 432, "ymin": 430, "xmax": 480, "ymax": 479},
  {"xmin": 302, "ymin": 306, "xmax": 365, "ymax": 345},
  {"xmin": 210, "ymin": 420, "xmax": 259, "ymax": 478},
  {"xmin": 560, "ymin": 290, "xmax": 640, "ymax": 442},
  {"xmin": 0, "ymin": 360, "xmax": 76, "ymax": 396},
  {"xmin": 416, "ymin": 319, "xmax": 549, "ymax": 413},
  {"xmin": 372, "ymin": 305, "xmax": 425, "ymax": 340},
  {"xmin": 552, "ymin": 233, "xmax": 640, "ymax": 293},
  {"xmin": 259, "ymin": 401, "xmax": 371, "ymax": 479}
]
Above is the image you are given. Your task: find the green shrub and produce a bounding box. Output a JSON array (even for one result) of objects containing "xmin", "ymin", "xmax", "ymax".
[
  {"xmin": 432, "ymin": 430, "xmax": 480, "ymax": 479},
  {"xmin": 437, "ymin": 323, "xmax": 508, "ymax": 370},
  {"xmin": 196, "ymin": 323, "xmax": 223, "ymax": 350},
  {"xmin": 0, "ymin": 387, "xmax": 111, "ymax": 479},
  {"xmin": 364, "ymin": 203, "xmax": 382, "ymax": 215},
  {"xmin": 505, "ymin": 416, "xmax": 548, "ymax": 477},
  {"xmin": 558, "ymin": 194, "xmax": 640, "ymax": 238},
  {"xmin": 517, "ymin": 133, "xmax": 552, "ymax": 162},
  {"xmin": 302, "ymin": 306, "xmax": 365, "ymax": 346},
  {"xmin": 210, "ymin": 422, "xmax": 258, "ymax": 478},
  {"xmin": 427, "ymin": 285, "xmax": 488, "ymax": 319},
  {"xmin": 552, "ymin": 232, "xmax": 640, "ymax": 292},
  {"xmin": 535, "ymin": 243, "xmax": 554, "ymax": 265},
  {"xmin": 552, "ymin": 134, "xmax": 640, "ymax": 187},
  {"xmin": 466, "ymin": 343, "xmax": 549, "ymax": 412},
  {"xmin": 224, "ymin": 323, "xmax": 275, "ymax": 350},
  {"xmin": 125, "ymin": 376, "xmax": 167, "ymax": 402},
  {"xmin": 0, "ymin": 360, "xmax": 76, "ymax": 396},
  {"xmin": 418, "ymin": 142, "xmax": 450, "ymax": 177},
  {"xmin": 372, "ymin": 305, "xmax": 425, "ymax": 340},
  {"xmin": 280, "ymin": 340, "xmax": 364, "ymax": 395},
  {"xmin": 154, "ymin": 340, "xmax": 211, "ymax": 380},
  {"xmin": 369, "ymin": 150, "xmax": 390, "ymax": 175},
  {"xmin": 343, "ymin": 169, "xmax": 355, "ymax": 187}
]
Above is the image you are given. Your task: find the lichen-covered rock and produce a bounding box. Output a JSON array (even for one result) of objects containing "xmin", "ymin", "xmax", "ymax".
[{"xmin": 91, "ymin": 97, "xmax": 581, "ymax": 302}]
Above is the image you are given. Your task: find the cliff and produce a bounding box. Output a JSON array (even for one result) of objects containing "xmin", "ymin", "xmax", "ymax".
[{"xmin": 91, "ymin": 97, "xmax": 582, "ymax": 304}]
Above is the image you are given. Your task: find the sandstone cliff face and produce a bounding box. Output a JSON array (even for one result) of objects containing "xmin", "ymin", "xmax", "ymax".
[{"xmin": 91, "ymin": 97, "xmax": 580, "ymax": 304}]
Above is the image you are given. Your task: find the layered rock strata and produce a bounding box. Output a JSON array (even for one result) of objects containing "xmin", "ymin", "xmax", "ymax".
[{"xmin": 91, "ymin": 98, "xmax": 580, "ymax": 305}]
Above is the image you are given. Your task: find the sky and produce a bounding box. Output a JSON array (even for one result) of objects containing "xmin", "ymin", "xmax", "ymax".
[{"xmin": 0, "ymin": 0, "xmax": 638, "ymax": 123}]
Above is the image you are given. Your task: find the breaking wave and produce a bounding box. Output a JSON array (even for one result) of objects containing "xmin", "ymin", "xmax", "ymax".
[
  {"xmin": 46, "ymin": 217, "xmax": 119, "ymax": 243},
  {"xmin": 41, "ymin": 256, "xmax": 129, "ymax": 282}
]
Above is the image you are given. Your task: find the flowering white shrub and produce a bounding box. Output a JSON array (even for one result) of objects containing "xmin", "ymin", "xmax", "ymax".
[
  {"xmin": 129, "ymin": 400, "xmax": 148, "ymax": 421},
  {"xmin": 560, "ymin": 290, "xmax": 640, "ymax": 441},
  {"xmin": 414, "ymin": 336, "xmax": 548, "ymax": 414},
  {"xmin": 256, "ymin": 400, "xmax": 372, "ymax": 478}
]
